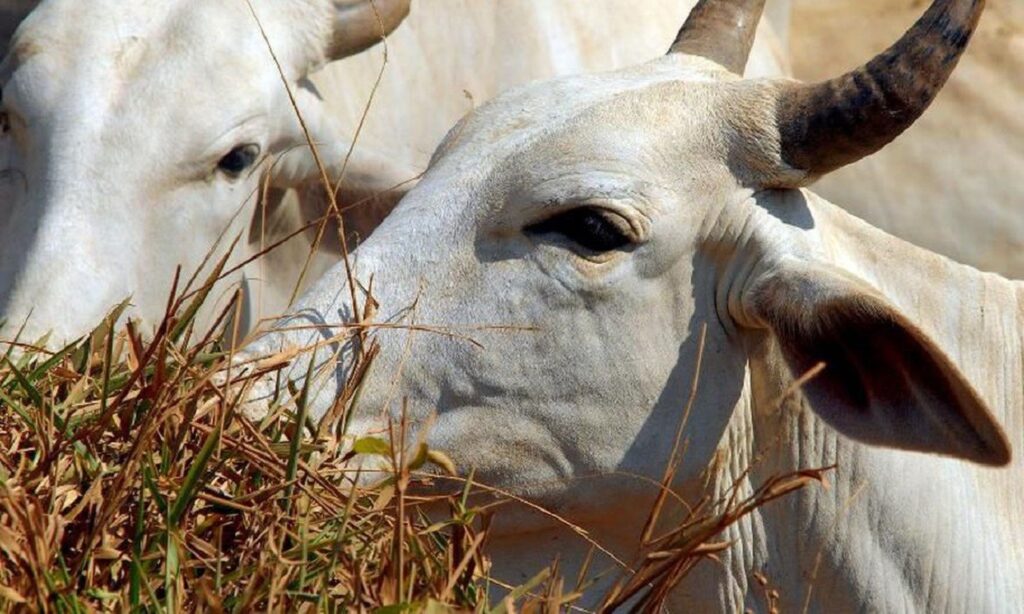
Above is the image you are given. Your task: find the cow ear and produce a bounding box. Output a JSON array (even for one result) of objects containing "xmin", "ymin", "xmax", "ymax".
[
  {"xmin": 327, "ymin": 0, "xmax": 411, "ymax": 62},
  {"xmin": 743, "ymin": 258, "xmax": 1011, "ymax": 466}
]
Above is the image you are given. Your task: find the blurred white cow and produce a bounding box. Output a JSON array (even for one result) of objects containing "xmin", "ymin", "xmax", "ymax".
[
  {"xmin": 0, "ymin": 0, "xmax": 789, "ymax": 347},
  {"xmin": 0, "ymin": 0, "xmax": 413, "ymax": 344},
  {"xmin": 242, "ymin": 0, "xmax": 1024, "ymax": 610}
]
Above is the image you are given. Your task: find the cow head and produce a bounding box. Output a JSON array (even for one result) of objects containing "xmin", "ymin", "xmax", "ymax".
[
  {"xmin": 243, "ymin": 0, "xmax": 1008, "ymax": 527},
  {"xmin": 0, "ymin": 0, "xmax": 409, "ymax": 345}
]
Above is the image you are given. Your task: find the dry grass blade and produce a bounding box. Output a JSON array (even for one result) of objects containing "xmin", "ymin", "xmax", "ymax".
[{"xmin": 600, "ymin": 467, "xmax": 833, "ymax": 612}]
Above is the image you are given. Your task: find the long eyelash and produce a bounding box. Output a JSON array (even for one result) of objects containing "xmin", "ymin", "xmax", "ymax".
[{"xmin": 525, "ymin": 207, "xmax": 631, "ymax": 253}]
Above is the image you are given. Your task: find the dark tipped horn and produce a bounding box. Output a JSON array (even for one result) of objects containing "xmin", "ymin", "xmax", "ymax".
[
  {"xmin": 669, "ymin": 0, "xmax": 767, "ymax": 74},
  {"xmin": 328, "ymin": 0, "xmax": 411, "ymax": 61},
  {"xmin": 776, "ymin": 0, "xmax": 985, "ymax": 179}
]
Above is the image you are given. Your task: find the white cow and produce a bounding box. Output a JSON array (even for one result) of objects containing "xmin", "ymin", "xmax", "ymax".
[
  {"xmin": 0, "ymin": 0, "xmax": 790, "ymax": 347},
  {"xmin": 241, "ymin": 0, "xmax": 1024, "ymax": 610},
  {"xmin": 0, "ymin": 0, "xmax": 413, "ymax": 345}
]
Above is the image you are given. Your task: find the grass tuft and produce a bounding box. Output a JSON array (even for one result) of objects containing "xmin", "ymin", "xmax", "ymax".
[{"xmin": 0, "ymin": 266, "xmax": 825, "ymax": 613}]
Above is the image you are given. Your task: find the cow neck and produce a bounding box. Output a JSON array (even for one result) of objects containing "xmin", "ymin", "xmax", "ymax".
[{"xmin": 721, "ymin": 190, "xmax": 1024, "ymax": 612}]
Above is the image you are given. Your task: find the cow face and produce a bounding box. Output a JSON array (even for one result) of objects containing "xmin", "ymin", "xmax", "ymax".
[
  {"xmin": 0, "ymin": 0, "xmax": 408, "ymax": 345},
  {"xmin": 245, "ymin": 54, "xmax": 1009, "ymax": 517},
  {"xmin": 243, "ymin": 60, "xmax": 751, "ymax": 517},
  {"xmin": 244, "ymin": 0, "xmax": 1009, "ymax": 530}
]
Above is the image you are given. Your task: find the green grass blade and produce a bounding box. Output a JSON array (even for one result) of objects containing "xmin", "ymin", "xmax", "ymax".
[
  {"xmin": 142, "ymin": 464, "xmax": 169, "ymax": 516},
  {"xmin": 27, "ymin": 338, "xmax": 82, "ymax": 383},
  {"xmin": 1, "ymin": 316, "xmax": 28, "ymax": 366},
  {"xmin": 3, "ymin": 356, "xmax": 43, "ymax": 407},
  {"xmin": 486, "ymin": 568, "xmax": 552, "ymax": 614},
  {"xmin": 168, "ymin": 425, "xmax": 221, "ymax": 526},
  {"xmin": 0, "ymin": 389, "xmax": 36, "ymax": 430},
  {"xmin": 282, "ymin": 356, "xmax": 316, "ymax": 513},
  {"xmin": 170, "ymin": 235, "xmax": 240, "ymax": 344},
  {"xmin": 165, "ymin": 531, "xmax": 180, "ymax": 613},
  {"xmin": 130, "ymin": 477, "xmax": 147, "ymax": 609},
  {"xmin": 97, "ymin": 319, "xmax": 117, "ymax": 420}
]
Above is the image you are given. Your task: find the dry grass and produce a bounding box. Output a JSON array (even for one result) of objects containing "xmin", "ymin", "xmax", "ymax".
[{"xmin": 0, "ymin": 265, "xmax": 828, "ymax": 612}]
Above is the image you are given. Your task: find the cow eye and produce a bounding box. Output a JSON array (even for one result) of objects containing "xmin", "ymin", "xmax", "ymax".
[
  {"xmin": 217, "ymin": 143, "xmax": 261, "ymax": 177},
  {"xmin": 525, "ymin": 206, "xmax": 631, "ymax": 253}
]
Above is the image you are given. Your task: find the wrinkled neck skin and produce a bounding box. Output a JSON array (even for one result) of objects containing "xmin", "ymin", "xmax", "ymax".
[{"xmin": 489, "ymin": 189, "xmax": 1024, "ymax": 612}]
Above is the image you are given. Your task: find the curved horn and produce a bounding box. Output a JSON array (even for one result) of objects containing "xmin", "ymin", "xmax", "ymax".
[
  {"xmin": 776, "ymin": 0, "xmax": 985, "ymax": 178},
  {"xmin": 328, "ymin": 0, "xmax": 411, "ymax": 61},
  {"xmin": 669, "ymin": 0, "xmax": 767, "ymax": 74}
]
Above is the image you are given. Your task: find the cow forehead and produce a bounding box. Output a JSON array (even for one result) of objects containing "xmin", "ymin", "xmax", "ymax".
[
  {"xmin": 3, "ymin": 0, "xmax": 317, "ymax": 167},
  {"xmin": 431, "ymin": 57, "xmax": 733, "ymax": 184},
  {"xmin": 17, "ymin": 1, "xmax": 236, "ymax": 58},
  {"xmin": 7, "ymin": 0, "xmax": 320, "ymax": 91}
]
